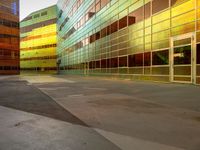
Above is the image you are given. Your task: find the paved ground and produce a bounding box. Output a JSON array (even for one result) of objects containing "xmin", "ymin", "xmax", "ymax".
[{"xmin": 0, "ymin": 75, "xmax": 200, "ymax": 150}]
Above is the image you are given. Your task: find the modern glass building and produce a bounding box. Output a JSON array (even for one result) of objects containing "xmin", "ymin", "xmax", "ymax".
[
  {"xmin": 57, "ymin": 0, "xmax": 200, "ymax": 84},
  {"xmin": 0, "ymin": 0, "xmax": 19, "ymax": 75},
  {"xmin": 20, "ymin": 5, "xmax": 57, "ymax": 74}
]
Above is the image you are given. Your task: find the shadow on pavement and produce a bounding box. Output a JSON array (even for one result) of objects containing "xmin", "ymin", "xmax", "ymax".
[{"xmin": 0, "ymin": 80, "xmax": 88, "ymax": 127}]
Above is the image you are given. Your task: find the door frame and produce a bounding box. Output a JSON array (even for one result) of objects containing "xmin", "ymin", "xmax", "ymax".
[{"xmin": 170, "ymin": 32, "xmax": 196, "ymax": 84}]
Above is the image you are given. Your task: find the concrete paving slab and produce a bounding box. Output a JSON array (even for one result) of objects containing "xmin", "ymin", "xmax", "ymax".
[
  {"xmin": 95, "ymin": 128, "xmax": 185, "ymax": 150},
  {"xmin": 22, "ymin": 75, "xmax": 75, "ymax": 83},
  {"xmin": 0, "ymin": 106, "xmax": 120, "ymax": 150},
  {"xmin": 1, "ymin": 75, "xmax": 200, "ymax": 150},
  {"xmin": 33, "ymin": 75, "xmax": 200, "ymax": 150},
  {"xmin": 0, "ymin": 80, "xmax": 85, "ymax": 125}
]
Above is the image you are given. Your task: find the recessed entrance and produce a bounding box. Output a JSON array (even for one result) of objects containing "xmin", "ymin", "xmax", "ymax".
[{"xmin": 171, "ymin": 33, "xmax": 195, "ymax": 84}]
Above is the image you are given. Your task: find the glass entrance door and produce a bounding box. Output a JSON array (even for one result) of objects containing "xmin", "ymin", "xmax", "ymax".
[{"xmin": 171, "ymin": 33, "xmax": 195, "ymax": 83}]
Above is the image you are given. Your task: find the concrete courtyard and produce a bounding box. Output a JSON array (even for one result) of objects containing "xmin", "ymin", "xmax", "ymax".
[{"xmin": 0, "ymin": 75, "xmax": 200, "ymax": 150}]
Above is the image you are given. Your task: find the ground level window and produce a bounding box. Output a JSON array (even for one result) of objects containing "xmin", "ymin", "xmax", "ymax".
[
  {"xmin": 144, "ymin": 52, "xmax": 151, "ymax": 66},
  {"xmin": 174, "ymin": 45, "xmax": 191, "ymax": 65},
  {"xmin": 101, "ymin": 59, "xmax": 107, "ymax": 68},
  {"xmin": 111, "ymin": 57, "xmax": 118, "ymax": 68},
  {"xmin": 197, "ymin": 44, "xmax": 200, "ymax": 64},
  {"xmin": 119, "ymin": 56, "xmax": 127, "ymax": 67},
  {"xmin": 152, "ymin": 50, "xmax": 169, "ymax": 65},
  {"xmin": 128, "ymin": 53, "xmax": 143, "ymax": 67}
]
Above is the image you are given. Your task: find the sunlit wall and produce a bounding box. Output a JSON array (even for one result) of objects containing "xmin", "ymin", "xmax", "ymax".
[
  {"xmin": 20, "ymin": 5, "xmax": 57, "ymax": 74},
  {"xmin": 57, "ymin": 0, "xmax": 200, "ymax": 84},
  {"xmin": 0, "ymin": 0, "xmax": 20, "ymax": 75}
]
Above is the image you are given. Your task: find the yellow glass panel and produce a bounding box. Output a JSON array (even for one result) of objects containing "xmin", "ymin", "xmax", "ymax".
[
  {"xmin": 145, "ymin": 35, "xmax": 151, "ymax": 43},
  {"xmin": 145, "ymin": 43, "xmax": 151, "ymax": 51},
  {"xmin": 152, "ymin": 30, "xmax": 170, "ymax": 42},
  {"xmin": 171, "ymin": 0, "xmax": 195, "ymax": 17},
  {"xmin": 196, "ymin": 31, "xmax": 200, "ymax": 42},
  {"xmin": 197, "ymin": 8, "xmax": 200, "ymax": 19},
  {"xmin": 197, "ymin": 20, "xmax": 200, "ymax": 31},
  {"xmin": 145, "ymin": 18, "xmax": 151, "ymax": 27},
  {"xmin": 130, "ymin": 29, "xmax": 144, "ymax": 40},
  {"xmin": 171, "ymin": 10, "xmax": 195, "ymax": 27},
  {"xmin": 171, "ymin": 22, "xmax": 195, "ymax": 36},
  {"xmin": 129, "ymin": 37, "xmax": 144, "ymax": 47},
  {"xmin": 129, "ymin": 21, "xmax": 144, "ymax": 32},
  {"xmin": 145, "ymin": 27, "xmax": 151, "ymax": 35},
  {"xmin": 152, "ymin": 19, "xmax": 170, "ymax": 33},
  {"xmin": 152, "ymin": 10, "xmax": 170, "ymax": 24},
  {"xmin": 133, "ymin": 44, "xmax": 144, "ymax": 53},
  {"xmin": 152, "ymin": 40, "xmax": 169, "ymax": 50}
]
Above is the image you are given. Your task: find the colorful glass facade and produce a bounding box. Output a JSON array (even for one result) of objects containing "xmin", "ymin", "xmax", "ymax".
[
  {"xmin": 0, "ymin": 0, "xmax": 19, "ymax": 75},
  {"xmin": 56, "ymin": 0, "xmax": 200, "ymax": 85},
  {"xmin": 20, "ymin": 5, "xmax": 57, "ymax": 74}
]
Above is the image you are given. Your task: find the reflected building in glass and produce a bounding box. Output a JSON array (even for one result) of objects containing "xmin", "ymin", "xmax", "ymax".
[
  {"xmin": 20, "ymin": 5, "xmax": 57, "ymax": 74},
  {"xmin": 0, "ymin": 0, "xmax": 19, "ymax": 75},
  {"xmin": 57, "ymin": 0, "xmax": 200, "ymax": 84}
]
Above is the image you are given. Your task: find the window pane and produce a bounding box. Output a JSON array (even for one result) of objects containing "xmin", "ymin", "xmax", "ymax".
[
  {"xmin": 119, "ymin": 56, "xmax": 127, "ymax": 67},
  {"xmin": 128, "ymin": 53, "xmax": 143, "ymax": 67},
  {"xmin": 174, "ymin": 46, "xmax": 191, "ymax": 65},
  {"xmin": 101, "ymin": 0, "xmax": 110, "ymax": 8},
  {"xmin": 119, "ymin": 16, "xmax": 127, "ymax": 30},
  {"xmin": 101, "ymin": 59, "xmax": 107, "ymax": 68},
  {"xmin": 145, "ymin": 2, "xmax": 151, "ymax": 19},
  {"xmin": 129, "ymin": 6, "xmax": 144, "ymax": 24},
  {"xmin": 111, "ymin": 57, "xmax": 118, "ymax": 68},
  {"xmin": 197, "ymin": 44, "xmax": 200, "ymax": 64},
  {"xmin": 171, "ymin": 0, "xmax": 190, "ymax": 7},
  {"xmin": 152, "ymin": 50, "xmax": 169, "ymax": 65},
  {"xmin": 95, "ymin": 61, "xmax": 100, "ymax": 68},
  {"xmin": 152, "ymin": 0, "xmax": 169, "ymax": 14},
  {"xmin": 107, "ymin": 58, "xmax": 111, "ymax": 68},
  {"xmin": 111, "ymin": 21, "xmax": 118, "ymax": 33},
  {"xmin": 144, "ymin": 52, "xmax": 151, "ymax": 66},
  {"xmin": 89, "ymin": 61, "xmax": 95, "ymax": 69}
]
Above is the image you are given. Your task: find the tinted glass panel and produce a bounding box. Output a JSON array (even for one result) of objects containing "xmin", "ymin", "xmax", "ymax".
[
  {"xmin": 171, "ymin": 0, "xmax": 187, "ymax": 6},
  {"xmin": 152, "ymin": 0, "xmax": 169, "ymax": 14},
  {"xmin": 145, "ymin": 2, "xmax": 151, "ymax": 19},
  {"xmin": 128, "ymin": 53, "xmax": 143, "ymax": 67},
  {"xmin": 119, "ymin": 56, "xmax": 127, "ymax": 67},
  {"xmin": 95, "ymin": 61, "xmax": 100, "ymax": 68},
  {"xmin": 197, "ymin": 44, "xmax": 200, "ymax": 64},
  {"xmin": 119, "ymin": 16, "xmax": 127, "ymax": 30},
  {"xmin": 107, "ymin": 58, "xmax": 111, "ymax": 68},
  {"xmin": 152, "ymin": 50, "xmax": 169, "ymax": 65},
  {"xmin": 144, "ymin": 52, "xmax": 151, "ymax": 66},
  {"xmin": 111, "ymin": 57, "xmax": 118, "ymax": 68},
  {"xmin": 111, "ymin": 21, "xmax": 118, "ymax": 33},
  {"xmin": 101, "ymin": 59, "xmax": 107, "ymax": 68},
  {"xmin": 174, "ymin": 46, "xmax": 191, "ymax": 65},
  {"xmin": 129, "ymin": 6, "xmax": 144, "ymax": 23}
]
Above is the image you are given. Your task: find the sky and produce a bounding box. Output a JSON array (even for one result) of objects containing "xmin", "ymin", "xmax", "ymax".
[{"xmin": 20, "ymin": 0, "xmax": 58, "ymax": 20}]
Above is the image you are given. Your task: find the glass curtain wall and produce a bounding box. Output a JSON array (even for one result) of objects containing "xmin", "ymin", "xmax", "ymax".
[{"xmin": 57, "ymin": 0, "xmax": 200, "ymax": 84}]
